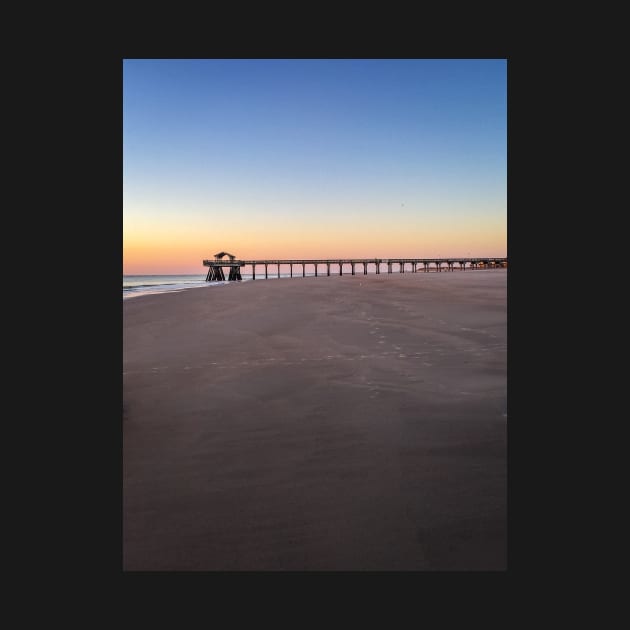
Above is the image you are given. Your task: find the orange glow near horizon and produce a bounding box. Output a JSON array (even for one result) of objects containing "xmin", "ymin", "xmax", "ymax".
[{"xmin": 123, "ymin": 216, "xmax": 507, "ymax": 275}]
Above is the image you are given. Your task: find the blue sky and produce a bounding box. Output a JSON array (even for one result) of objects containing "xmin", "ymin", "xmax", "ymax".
[{"xmin": 123, "ymin": 59, "xmax": 506, "ymax": 273}]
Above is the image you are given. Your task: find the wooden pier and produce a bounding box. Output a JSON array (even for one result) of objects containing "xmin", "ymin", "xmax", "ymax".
[{"xmin": 204, "ymin": 252, "xmax": 507, "ymax": 282}]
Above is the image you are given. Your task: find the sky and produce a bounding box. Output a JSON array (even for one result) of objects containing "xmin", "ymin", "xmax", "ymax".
[{"xmin": 123, "ymin": 59, "xmax": 506, "ymax": 275}]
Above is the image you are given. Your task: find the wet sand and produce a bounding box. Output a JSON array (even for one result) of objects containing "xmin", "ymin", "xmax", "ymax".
[{"xmin": 123, "ymin": 270, "xmax": 507, "ymax": 570}]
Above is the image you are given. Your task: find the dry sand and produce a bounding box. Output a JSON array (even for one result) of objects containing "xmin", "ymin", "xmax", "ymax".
[{"xmin": 123, "ymin": 270, "xmax": 507, "ymax": 570}]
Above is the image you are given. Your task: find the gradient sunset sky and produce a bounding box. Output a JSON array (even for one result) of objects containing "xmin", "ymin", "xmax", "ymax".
[{"xmin": 123, "ymin": 59, "xmax": 506, "ymax": 275}]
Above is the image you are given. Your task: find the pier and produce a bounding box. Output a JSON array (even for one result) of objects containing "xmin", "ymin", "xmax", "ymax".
[{"xmin": 204, "ymin": 252, "xmax": 507, "ymax": 282}]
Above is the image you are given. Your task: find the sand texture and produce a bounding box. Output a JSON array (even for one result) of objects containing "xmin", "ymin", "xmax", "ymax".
[{"xmin": 123, "ymin": 270, "xmax": 507, "ymax": 570}]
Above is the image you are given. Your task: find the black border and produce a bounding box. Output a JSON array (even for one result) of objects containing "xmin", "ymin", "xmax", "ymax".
[{"xmin": 85, "ymin": 54, "xmax": 534, "ymax": 583}]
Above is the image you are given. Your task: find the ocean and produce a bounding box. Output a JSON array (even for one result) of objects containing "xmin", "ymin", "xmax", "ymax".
[
  {"xmin": 123, "ymin": 272, "xmax": 320, "ymax": 299},
  {"xmin": 123, "ymin": 265, "xmax": 499, "ymax": 299}
]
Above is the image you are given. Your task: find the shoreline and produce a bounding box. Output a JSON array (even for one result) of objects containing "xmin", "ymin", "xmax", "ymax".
[
  {"xmin": 123, "ymin": 270, "xmax": 507, "ymax": 570},
  {"xmin": 123, "ymin": 267, "xmax": 507, "ymax": 300}
]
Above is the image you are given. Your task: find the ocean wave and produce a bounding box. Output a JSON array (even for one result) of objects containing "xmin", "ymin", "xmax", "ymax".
[
  {"xmin": 123, "ymin": 280, "xmax": 231, "ymax": 300},
  {"xmin": 123, "ymin": 281, "xmax": 205, "ymax": 290}
]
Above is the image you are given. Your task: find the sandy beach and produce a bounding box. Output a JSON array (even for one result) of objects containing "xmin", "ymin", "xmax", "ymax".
[{"xmin": 123, "ymin": 270, "xmax": 507, "ymax": 570}]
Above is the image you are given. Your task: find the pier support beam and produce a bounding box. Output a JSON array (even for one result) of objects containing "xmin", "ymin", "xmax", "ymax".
[
  {"xmin": 315, "ymin": 264, "xmax": 318, "ymax": 277},
  {"xmin": 339, "ymin": 263, "xmax": 343, "ymax": 276},
  {"xmin": 208, "ymin": 266, "xmax": 226, "ymax": 281},
  {"xmin": 277, "ymin": 263, "xmax": 281, "ymax": 278},
  {"xmin": 400, "ymin": 262, "xmax": 404, "ymax": 273},
  {"xmin": 351, "ymin": 262, "xmax": 355, "ymax": 275},
  {"xmin": 302, "ymin": 263, "xmax": 305, "ymax": 277},
  {"xmin": 265, "ymin": 264, "xmax": 268, "ymax": 279},
  {"xmin": 363, "ymin": 262, "xmax": 368, "ymax": 274},
  {"xmin": 290, "ymin": 263, "xmax": 293, "ymax": 278},
  {"xmin": 227, "ymin": 266, "xmax": 242, "ymax": 281},
  {"xmin": 388, "ymin": 262, "xmax": 392, "ymax": 273},
  {"xmin": 376, "ymin": 262, "xmax": 380, "ymax": 274},
  {"xmin": 327, "ymin": 263, "xmax": 330, "ymax": 276},
  {"xmin": 252, "ymin": 264, "xmax": 256, "ymax": 280}
]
